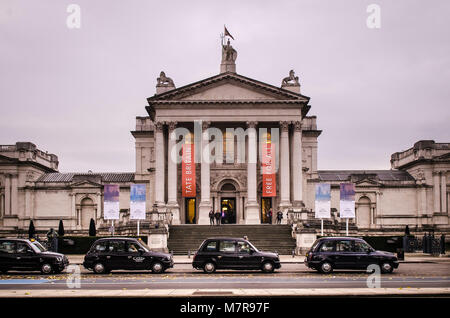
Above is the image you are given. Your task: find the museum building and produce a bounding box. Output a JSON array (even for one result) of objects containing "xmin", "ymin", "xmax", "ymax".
[{"xmin": 0, "ymin": 39, "xmax": 449, "ymax": 243}]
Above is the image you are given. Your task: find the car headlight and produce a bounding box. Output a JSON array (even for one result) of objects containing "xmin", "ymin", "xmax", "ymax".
[{"xmin": 56, "ymin": 256, "xmax": 63, "ymax": 262}]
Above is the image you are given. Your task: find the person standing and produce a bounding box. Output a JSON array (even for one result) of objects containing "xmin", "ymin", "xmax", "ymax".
[
  {"xmin": 46, "ymin": 228, "xmax": 59, "ymax": 252},
  {"xmin": 214, "ymin": 211, "xmax": 221, "ymax": 226},
  {"xmin": 276, "ymin": 210, "xmax": 283, "ymax": 224},
  {"xmin": 267, "ymin": 208, "xmax": 273, "ymax": 224},
  {"xmin": 209, "ymin": 209, "xmax": 215, "ymax": 226}
]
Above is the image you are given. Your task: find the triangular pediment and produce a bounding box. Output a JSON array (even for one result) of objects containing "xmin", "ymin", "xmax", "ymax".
[
  {"xmin": 70, "ymin": 180, "xmax": 102, "ymax": 188},
  {"xmin": 148, "ymin": 72, "xmax": 310, "ymax": 103},
  {"xmin": 180, "ymin": 82, "xmax": 280, "ymax": 101}
]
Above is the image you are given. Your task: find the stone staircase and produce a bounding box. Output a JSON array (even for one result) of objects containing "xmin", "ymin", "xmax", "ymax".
[{"xmin": 168, "ymin": 224, "xmax": 296, "ymax": 255}]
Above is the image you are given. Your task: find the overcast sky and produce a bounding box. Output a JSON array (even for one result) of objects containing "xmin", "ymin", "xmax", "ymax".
[{"xmin": 1, "ymin": 0, "xmax": 449, "ymax": 172}]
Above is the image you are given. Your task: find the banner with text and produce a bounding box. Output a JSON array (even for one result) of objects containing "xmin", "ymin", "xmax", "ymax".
[
  {"xmin": 130, "ymin": 184, "xmax": 146, "ymax": 220},
  {"xmin": 104, "ymin": 184, "xmax": 120, "ymax": 220},
  {"xmin": 339, "ymin": 183, "xmax": 355, "ymax": 218},
  {"xmin": 315, "ymin": 183, "xmax": 331, "ymax": 218},
  {"xmin": 182, "ymin": 143, "xmax": 196, "ymax": 197},
  {"xmin": 262, "ymin": 141, "xmax": 276, "ymax": 197}
]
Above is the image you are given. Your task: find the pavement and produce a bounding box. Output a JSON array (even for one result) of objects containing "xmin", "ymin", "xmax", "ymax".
[
  {"xmin": 67, "ymin": 253, "xmax": 450, "ymax": 265},
  {"xmin": 0, "ymin": 287, "xmax": 449, "ymax": 297}
]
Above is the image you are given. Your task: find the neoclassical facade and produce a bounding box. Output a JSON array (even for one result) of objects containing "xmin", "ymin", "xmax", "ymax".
[{"xmin": 0, "ymin": 41, "xmax": 449, "ymax": 237}]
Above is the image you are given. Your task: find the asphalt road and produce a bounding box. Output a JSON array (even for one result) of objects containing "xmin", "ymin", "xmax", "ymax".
[{"xmin": 0, "ymin": 263, "xmax": 449, "ymax": 290}]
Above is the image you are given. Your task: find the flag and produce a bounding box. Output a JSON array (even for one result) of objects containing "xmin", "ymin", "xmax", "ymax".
[{"xmin": 224, "ymin": 26, "xmax": 234, "ymax": 40}]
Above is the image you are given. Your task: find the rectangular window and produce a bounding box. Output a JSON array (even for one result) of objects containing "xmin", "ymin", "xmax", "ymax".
[
  {"xmin": 94, "ymin": 242, "xmax": 108, "ymax": 252},
  {"xmin": 0, "ymin": 241, "xmax": 15, "ymax": 254},
  {"xmin": 354, "ymin": 241, "xmax": 371, "ymax": 253},
  {"xmin": 219, "ymin": 241, "xmax": 236, "ymax": 253},
  {"xmin": 108, "ymin": 240, "xmax": 126, "ymax": 253},
  {"xmin": 237, "ymin": 241, "xmax": 252, "ymax": 254},
  {"xmin": 203, "ymin": 241, "xmax": 218, "ymax": 252},
  {"xmin": 336, "ymin": 240, "xmax": 353, "ymax": 252},
  {"xmin": 319, "ymin": 241, "xmax": 335, "ymax": 252},
  {"xmin": 16, "ymin": 242, "xmax": 31, "ymax": 254}
]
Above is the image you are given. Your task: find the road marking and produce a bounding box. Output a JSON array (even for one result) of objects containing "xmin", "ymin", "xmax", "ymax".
[{"xmin": 0, "ymin": 279, "xmax": 52, "ymax": 285}]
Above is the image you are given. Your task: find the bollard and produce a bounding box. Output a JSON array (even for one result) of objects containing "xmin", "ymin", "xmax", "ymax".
[
  {"xmin": 427, "ymin": 234, "xmax": 432, "ymax": 254},
  {"xmin": 188, "ymin": 250, "xmax": 191, "ymax": 258},
  {"xmin": 292, "ymin": 249, "xmax": 295, "ymax": 258},
  {"xmin": 441, "ymin": 234, "xmax": 446, "ymax": 255},
  {"xmin": 422, "ymin": 234, "xmax": 427, "ymax": 253},
  {"xmin": 396, "ymin": 248, "xmax": 404, "ymax": 261}
]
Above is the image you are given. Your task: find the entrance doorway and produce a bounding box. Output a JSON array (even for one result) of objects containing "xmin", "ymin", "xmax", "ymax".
[
  {"xmin": 220, "ymin": 198, "xmax": 236, "ymax": 224},
  {"xmin": 185, "ymin": 198, "xmax": 196, "ymax": 224},
  {"xmin": 261, "ymin": 198, "xmax": 272, "ymax": 224}
]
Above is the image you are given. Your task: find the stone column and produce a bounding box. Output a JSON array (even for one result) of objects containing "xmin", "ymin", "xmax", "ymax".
[
  {"xmin": 96, "ymin": 192, "xmax": 101, "ymax": 222},
  {"xmin": 167, "ymin": 121, "xmax": 180, "ymax": 224},
  {"xmin": 292, "ymin": 121, "xmax": 303, "ymax": 206},
  {"xmin": 245, "ymin": 121, "xmax": 260, "ymax": 224},
  {"xmin": 441, "ymin": 171, "xmax": 447, "ymax": 213},
  {"xmin": 4, "ymin": 175, "xmax": 10, "ymax": 215},
  {"xmin": 154, "ymin": 121, "xmax": 166, "ymax": 208},
  {"xmin": 198, "ymin": 121, "xmax": 212, "ymax": 224},
  {"xmin": 71, "ymin": 194, "xmax": 76, "ymax": 228},
  {"xmin": 279, "ymin": 121, "xmax": 292, "ymax": 210},
  {"xmin": 10, "ymin": 174, "xmax": 18, "ymax": 215},
  {"xmin": 433, "ymin": 171, "xmax": 440, "ymax": 213}
]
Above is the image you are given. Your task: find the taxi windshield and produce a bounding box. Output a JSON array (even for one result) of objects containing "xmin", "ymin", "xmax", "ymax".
[
  {"xmin": 137, "ymin": 240, "xmax": 150, "ymax": 252},
  {"xmin": 29, "ymin": 241, "xmax": 44, "ymax": 253},
  {"xmin": 247, "ymin": 241, "xmax": 259, "ymax": 252},
  {"xmin": 32, "ymin": 241, "xmax": 47, "ymax": 252}
]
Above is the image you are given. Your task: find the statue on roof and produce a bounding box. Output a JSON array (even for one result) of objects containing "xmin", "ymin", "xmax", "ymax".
[
  {"xmin": 282, "ymin": 70, "xmax": 300, "ymax": 86},
  {"xmin": 221, "ymin": 26, "xmax": 237, "ymax": 63},
  {"xmin": 222, "ymin": 39, "xmax": 237, "ymax": 62},
  {"xmin": 156, "ymin": 71, "xmax": 175, "ymax": 87}
]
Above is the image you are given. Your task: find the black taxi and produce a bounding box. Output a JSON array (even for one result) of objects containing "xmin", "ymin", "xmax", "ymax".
[
  {"xmin": 83, "ymin": 237, "xmax": 174, "ymax": 274},
  {"xmin": 0, "ymin": 238, "xmax": 69, "ymax": 274},
  {"xmin": 305, "ymin": 237, "xmax": 399, "ymax": 274},
  {"xmin": 192, "ymin": 237, "xmax": 281, "ymax": 273}
]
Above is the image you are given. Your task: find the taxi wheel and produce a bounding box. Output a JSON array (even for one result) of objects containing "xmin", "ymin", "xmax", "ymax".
[
  {"xmin": 261, "ymin": 261, "xmax": 275, "ymax": 273},
  {"xmin": 203, "ymin": 261, "xmax": 216, "ymax": 274},
  {"xmin": 93, "ymin": 263, "xmax": 107, "ymax": 274},
  {"xmin": 380, "ymin": 262, "xmax": 394, "ymax": 274},
  {"xmin": 319, "ymin": 261, "xmax": 333, "ymax": 274},
  {"xmin": 151, "ymin": 261, "xmax": 164, "ymax": 274},
  {"xmin": 40, "ymin": 263, "xmax": 53, "ymax": 275}
]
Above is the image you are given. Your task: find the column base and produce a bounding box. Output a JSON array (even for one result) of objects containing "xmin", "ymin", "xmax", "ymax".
[
  {"xmin": 166, "ymin": 202, "xmax": 180, "ymax": 225},
  {"xmin": 279, "ymin": 201, "xmax": 292, "ymax": 211},
  {"xmin": 292, "ymin": 200, "xmax": 305, "ymax": 208},
  {"xmin": 198, "ymin": 201, "xmax": 212, "ymax": 225},
  {"xmin": 245, "ymin": 201, "xmax": 260, "ymax": 224}
]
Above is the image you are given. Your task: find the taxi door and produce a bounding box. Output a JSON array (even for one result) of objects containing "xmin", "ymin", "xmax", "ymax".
[
  {"xmin": 123, "ymin": 241, "xmax": 147, "ymax": 270},
  {"xmin": 106, "ymin": 240, "xmax": 128, "ymax": 270}
]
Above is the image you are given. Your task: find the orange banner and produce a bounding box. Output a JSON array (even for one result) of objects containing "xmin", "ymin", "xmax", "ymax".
[
  {"xmin": 182, "ymin": 144, "xmax": 196, "ymax": 197},
  {"xmin": 262, "ymin": 142, "xmax": 276, "ymax": 197}
]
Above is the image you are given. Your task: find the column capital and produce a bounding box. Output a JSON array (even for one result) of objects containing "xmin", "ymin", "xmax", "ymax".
[
  {"xmin": 246, "ymin": 121, "xmax": 258, "ymax": 129},
  {"xmin": 280, "ymin": 121, "xmax": 290, "ymax": 132},
  {"xmin": 155, "ymin": 121, "xmax": 165, "ymax": 132},
  {"xmin": 202, "ymin": 121, "xmax": 211, "ymax": 131},
  {"xmin": 167, "ymin": 121, "xmax": 177, "ymax": 131},
  {"xmin": 292, "ymin": 121, "xmax": 302, "ymax": 132}
]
